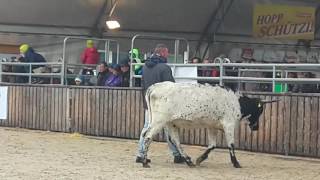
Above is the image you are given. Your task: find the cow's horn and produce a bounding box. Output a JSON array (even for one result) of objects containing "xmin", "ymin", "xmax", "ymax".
[{"xmin": 261, "ymin": 99, "xmax": 280, "ymax": 104}]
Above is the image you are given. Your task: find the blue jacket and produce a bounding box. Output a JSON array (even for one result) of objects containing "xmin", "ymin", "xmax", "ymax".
[{"xmin": 24, "ymin": 48, "xmax": 46, "ymax": 63}]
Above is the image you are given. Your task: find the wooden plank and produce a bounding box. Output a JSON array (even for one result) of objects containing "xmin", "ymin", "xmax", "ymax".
[
  {"xmin": 116, "ymin": 90, "xmax": 122, "ymax": 137},
  {"xmin": 263, "ymin": 96, "xmax": 272, "ymax": 152},
  {"xmin": 95, "ymin": 89, "xmax": 101, "ymax": 136},
  {"xmin": 40, "ymin": 87, "xmax": 45, "ymax": 130},
  {"xmin": 36, "ymin": 87, "xmax": 41, "ymax": 130},
  {"xmin": 283, "ymin": 96, "xmax": 291, "ymax": 156},
  {"xmin": 270, "ymin": 96, "xmax": 278, "ymax": 153},
  {"xmin": 276, "ymin": 95, "xmax": 285, "ymax": 154},
  {"xmin": 107, "ymin": 89, "xmax": 113, "ymax": 137},
  {"xmin": 138, "ymin": 91, "xmax": 145, "ymax": 139},
  {"xmin": 62, "ymin": 88, "xmax": 68, "ymax": 132},
  {"xmin": 257, "ymin": 95, "xmax": 266, "ymax": 152},
  {"xmin": 289, "ymin": 96, "xmax": 298, "ymax": 154},
  {"xmin": 21, "ymin": 87, "xmax": 28, "ymax": 128},
  {"xmin": 54, "ymin": 88, "xmax": 60, "ymax": 131},
  {"xmin": 310, "ymin": 97, "xmax": 318, "ymax": 156},
  {"xmin": 89, "ymin": 88, "xmax": 95, "ymax": 135},
  {"xmin": 239, "ymin": 119, "xmax": 247, "ymax": 150},
  {"xmin": 317, "ymin": 97, "xmax": 320, "ymax": 157},
  {"xmin": 104, "ymin": 89, "xmax": 110, "ymax": 136},
  {"xmin": 15, "ymin": 86, "xmax": 21, "ymax": 127},
  {"xmin": 121, "ymin": 90, "xmax": 127, "ymax": 138},
  {"xmin": 70, "ymin": 89, "xmax": 76, "ymax": 133},
  {"xmin": 129, "ymin": 90, "xmax": 135, "ymax": 138},
  {"xmin": 83, "ymin": 88, "xmax": 89, "ymax": 135},
  {"xmin": 112, "ymin": 90, "xmax": 117, "ymax": 137},
  {"xmin": 7, "ymin": 86, "xmax": 14, "ymax": 127},
  {"xmin": 47, "ymin": 87, "xmax": 53, "ymax": 130},
  {"xmin": 303, "ymin": 97, "xmax": 311, "ymax": 155},
  {"xmin": 28, "ymin": 86, "xmax": 33, "ymax": 129},
  {"xmin": 125, "ymin": 90, "xmax": 131, "ymax": 138},
  {"xmin": 296, "ymin": 97, "xmax": 304, "ymax": 154},
  {"xmin": 134, "ymin": 90, "xmax": 140, "ymax": 139},
  {"xmin": 71, "ymin": 89, "xmax": 79, "ymax": 132}
]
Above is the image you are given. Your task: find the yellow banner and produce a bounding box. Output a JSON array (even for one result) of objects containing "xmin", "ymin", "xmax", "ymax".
[{"xmin": 253, "ymin": 5, "xmax": 315, "ymax": 40}]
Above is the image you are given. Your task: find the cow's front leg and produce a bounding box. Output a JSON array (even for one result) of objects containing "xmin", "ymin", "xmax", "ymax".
[
  {"xmin": 224, "ymin": 124, "xmax": 241, "ymax": 168},
  {"xmin": 166, "ymin": 123, "xmax": 195, "ymax": 167}
]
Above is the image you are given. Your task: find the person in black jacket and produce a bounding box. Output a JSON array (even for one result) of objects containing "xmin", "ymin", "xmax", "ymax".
[
  {"xmin": 120, "ymin": 60, "xmax": 130, "ymax": 87},
  {"xmin": 136, "ymin": 44, "xmax": 184, "ymax": 164},
  {"xmin": 96, "ymin": 62, "xmax": 109, "ymax": 86}
]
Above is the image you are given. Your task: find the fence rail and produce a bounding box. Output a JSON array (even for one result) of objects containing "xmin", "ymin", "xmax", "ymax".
[{"xmin": 1, "ymin": 84, "xmax": 320, "ymax": 158}]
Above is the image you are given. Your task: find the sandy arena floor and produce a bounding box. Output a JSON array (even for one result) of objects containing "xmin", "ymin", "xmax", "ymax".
[{"xmin": 0, "ymin": 127, "xmax": 320, "ymax": 180}]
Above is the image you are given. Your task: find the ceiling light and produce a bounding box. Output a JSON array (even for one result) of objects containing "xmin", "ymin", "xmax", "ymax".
[{"xmin": 106, "ymin": 20, "xmax": 120, "ymax": 29}]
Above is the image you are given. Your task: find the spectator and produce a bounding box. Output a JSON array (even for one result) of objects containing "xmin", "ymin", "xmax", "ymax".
[
  {"xmin": 19, "ymin": 44, "xmax": 46, "ymax": 71},
  {"xmin": 19, "ymin": 44, "xmax": 47, "ymax": 83},
  {"xmin": 74, "ymin": 77, "xmax": 82, "ymax": 86},
  {"xmin": 190, "ymin": 57, "xmax": 201, "ymax": 64},
  {"xmin": 120, "ymin": 60, "xmax": 130, "ymax": 87},
  {"xmin": 136, "ymin": 43, "xmax": 184, "ymax": 164},
  {"xmin": 81, "ymin": 40, "xmax": 99, "ymax": 75},
  {"xmin": 190, "ymin": 57, "xmax": 202, "ymax": 76},
  {"xmin": 105, "ymin": 64, "xmax": 122, "ymax": 87},
  {"xmin": 96, "ymin": 62, "xmax": 109, "ymax": 86}
]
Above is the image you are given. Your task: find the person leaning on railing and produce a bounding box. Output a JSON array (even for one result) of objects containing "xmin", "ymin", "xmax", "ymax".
[
  {"xmin": 19, "ymin": 44, "xmax": 47, "ymax": 83},
  {"xmin": 96, "ymin": 62, "xmax": 110, "ymax": 86}
]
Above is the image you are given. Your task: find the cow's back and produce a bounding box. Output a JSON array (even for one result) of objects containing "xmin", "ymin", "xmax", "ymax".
[{"xmin": 147, "ymin": 82, "xmax": 241, "ymax": 128}]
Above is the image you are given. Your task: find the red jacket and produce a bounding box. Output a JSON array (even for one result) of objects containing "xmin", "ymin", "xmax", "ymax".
[{"xmin": 81, "ymin": 47, "xmax": 99, "ymax": 64}]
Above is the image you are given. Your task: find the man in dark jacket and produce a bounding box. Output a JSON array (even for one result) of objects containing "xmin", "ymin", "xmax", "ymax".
[
  {"xmin": 96, "ymin": 62, "xmax": 109, "ymax": 86},
  {"xmin": 136, "ymin": 44, "xmax": 184, "ymax": 164},
  {"xmin": 120, "ymin": 60, "xmax": 130, "ymax": 87}
]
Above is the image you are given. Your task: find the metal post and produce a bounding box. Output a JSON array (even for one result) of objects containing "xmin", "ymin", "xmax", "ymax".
[
  {"xmin": 116, "ymin": 42, "xmax": 120, "ymax": 64},
  {"xmin": 29, "ymin": 64, "xmax": 32, "ymax": 84},
  {"xmin": 237, "ymin": 69, "xmax": 242, "ymax": 91},
  {"xmin": 219, "ymin": 61, "xmax": 224, "ymax": 86},
  {"xmin": 174, "ymin": 40, "xmax": 180, "ymax": 63},
  {"xmin": 105, "ymin": 40, "xmax": 110, "ymax": 63},
  {"xmin": 272, "ymin": 65, "xmax": 276, "ymax": 93},
  {"xmin": 0, "ymin": 62, "xmax": 2, "ymax": 83},
  {"xmin": 62, "ymin": 37, "xmax": 70, "ymax": 85}
]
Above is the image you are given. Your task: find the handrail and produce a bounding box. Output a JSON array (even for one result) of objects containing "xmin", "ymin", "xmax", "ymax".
[{"xmin": 129, "ymin": 62, "xmax": 320, "ymax": 92}]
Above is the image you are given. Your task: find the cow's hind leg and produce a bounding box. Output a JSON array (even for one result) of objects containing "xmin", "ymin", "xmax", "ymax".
[
  {"xmin": 166, "ymin": 123, "xmax": 195, "ymax": 167},
  {"xmin": 196, "ymin": 128, "xmax": 218, "ymax": 166},
  {"xmin": 142, "ymin": 122, "xmax": 165, "ymax": 168},
  {"xmin": 224, "ymin": 124, "xmax": 241, "ymax": 168}
]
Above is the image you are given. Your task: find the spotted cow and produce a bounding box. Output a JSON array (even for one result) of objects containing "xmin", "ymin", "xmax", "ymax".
[{"xmin": 140, "ymin": 81, "xmax": 277, "ymax": 168}]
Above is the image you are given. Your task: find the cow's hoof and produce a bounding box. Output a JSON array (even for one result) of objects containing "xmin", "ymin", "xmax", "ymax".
[
  {"xmin": 233, "ymin": 162, "xmax": 241, "ymax": 168},
  {"xmin": 195, "ymin": 154, "xmax": 208, "ymax": 166},
  {"xmin": 187, "ymin": 163, "xmax": 196, "ymax": 168},
  {"xmin": 142, "ymin": 163, "xmax": 150, "ymax": 168}
]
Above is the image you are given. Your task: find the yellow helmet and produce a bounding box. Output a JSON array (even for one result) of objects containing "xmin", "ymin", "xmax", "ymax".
[
  {"xmin": 86, "ymin": 40, "xmax": 94, "ymax": 48},
  {"xmin": 19, "ymin": 44, "xmax": 29, "ymax": 53}
]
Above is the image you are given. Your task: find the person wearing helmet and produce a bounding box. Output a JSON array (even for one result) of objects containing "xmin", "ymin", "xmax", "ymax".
[
  {"xmin": 19, "ymin": 44, "xmax": 46, "ymax": 66},
  {"xmin": 19, "ymin": 44, "xmax": 47, "ymax": 83},
  {"xmin": 81, "ymin": 40, "xmax": 99, "ymax": 65},
  {"xmin": 80, "ymin": 40, "xmax": 100, "ymax": 85}
]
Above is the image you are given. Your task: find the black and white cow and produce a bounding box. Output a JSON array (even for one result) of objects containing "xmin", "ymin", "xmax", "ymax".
[{"xmin": 140, "ymin": 81, "xmax": 277, "ymax": 168}]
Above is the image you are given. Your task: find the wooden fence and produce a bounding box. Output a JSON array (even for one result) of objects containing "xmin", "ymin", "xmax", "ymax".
[{"xmin": 1, "ymin": 84, "xmax": 320, "ymax": 158}]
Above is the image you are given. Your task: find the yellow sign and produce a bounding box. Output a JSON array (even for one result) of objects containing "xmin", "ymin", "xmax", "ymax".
[{"xmin": 253, "ymin": 5, "xmax": 315, "ymax": 39}]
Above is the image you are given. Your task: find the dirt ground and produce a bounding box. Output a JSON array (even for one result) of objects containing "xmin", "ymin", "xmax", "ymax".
[{"xmin": 0, "ymin": 127, "xmax": 320, "ymax": 180}]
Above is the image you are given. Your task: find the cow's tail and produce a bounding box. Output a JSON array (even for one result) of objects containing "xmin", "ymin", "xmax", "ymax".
[{"xmin": 145, "ymin": 87, "xmax": 153, "ymax": 126}]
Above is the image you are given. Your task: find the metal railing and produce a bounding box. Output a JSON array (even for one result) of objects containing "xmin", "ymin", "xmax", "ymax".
[
  {"xmin": 0, "ymin": 62, "xmax": 63, "ymax": 84},
  {"xmin": 130, "ymin": 58, "xmax": 320, "ymax": 92}
]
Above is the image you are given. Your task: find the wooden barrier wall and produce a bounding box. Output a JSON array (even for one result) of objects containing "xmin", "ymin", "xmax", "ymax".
[{"xmin": 1, "ymin": 84, "xmax": 320, "ymax": 158}]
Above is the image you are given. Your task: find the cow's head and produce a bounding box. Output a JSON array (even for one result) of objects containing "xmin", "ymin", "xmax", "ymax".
[{"xmin": 239, "ymin": 96, "xmax": 278, "ymax": 131}]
